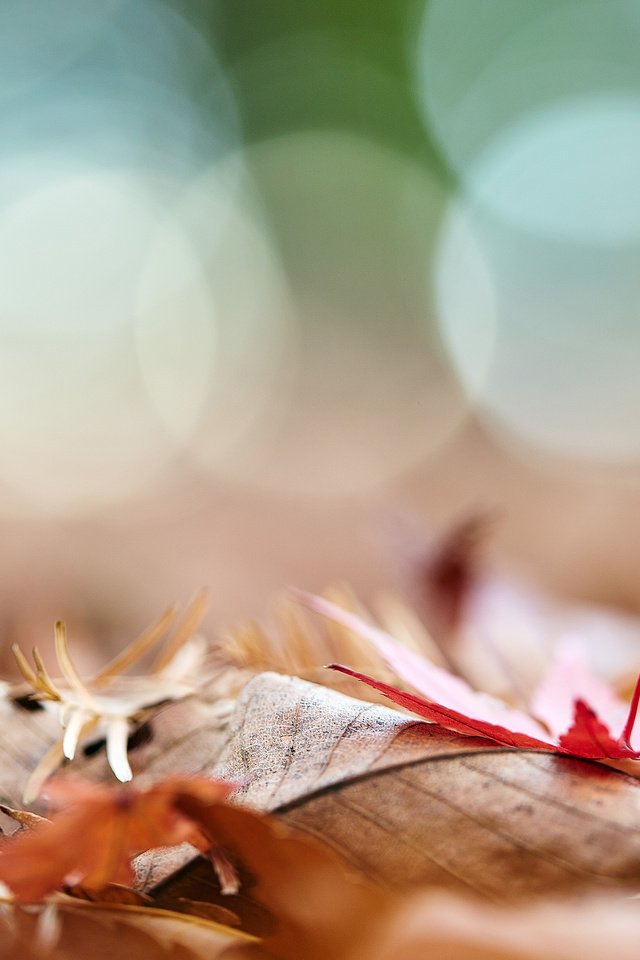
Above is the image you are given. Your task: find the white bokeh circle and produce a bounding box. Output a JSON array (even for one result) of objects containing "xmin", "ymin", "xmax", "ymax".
[
  {"xmin": 416, "ymin": 0, "xmax": 640, "ymax": 243},
  {"xmin": 435, "ymin": 198, "xmax": 640, "ymax": 461},
  {"xmin": 138, "ymin": 160, "xmax": 296, "ymax": 468},
  {"xmin": 0, "ymin": 168, "xmax": 185, "ymax": 512},
  {"xmin": 465, "ymin": 95, "xmax": 640, "ymax": 245}
]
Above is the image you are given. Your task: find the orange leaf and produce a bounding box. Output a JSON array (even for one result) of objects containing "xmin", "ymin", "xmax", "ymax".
[{"xmin": 0, "ymin": 776, "xmax": 233, "ymax": 902}]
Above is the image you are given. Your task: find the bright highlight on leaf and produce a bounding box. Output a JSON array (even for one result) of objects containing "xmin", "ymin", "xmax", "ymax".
[
  {"xmin": 296, "ymin": 591, "xmax": 640, "ymax": 762},
  {"xmin": 12, "ymin": 592, "xmax": 209, "ymax": 801}
]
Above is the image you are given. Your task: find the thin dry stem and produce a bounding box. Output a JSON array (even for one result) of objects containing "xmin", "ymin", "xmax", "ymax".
[
  {"xmin": 12, "ymin": 645, "xmax": 59, "ymax": 701},
  {"xmin": 0, "ymin": 804, "xmax": 48, "ymax": 829}
]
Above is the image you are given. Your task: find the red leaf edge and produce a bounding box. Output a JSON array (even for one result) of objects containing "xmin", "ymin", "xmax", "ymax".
[
  {"xmin": 330, "ymin": 665, "xmax": 640, "ymax": 762},
  {"xmin": 328, "ymin": 664, "xmax": 553, "ymax": 751}
]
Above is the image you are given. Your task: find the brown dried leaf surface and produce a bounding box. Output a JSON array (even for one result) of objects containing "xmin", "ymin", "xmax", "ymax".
[
  {"xmin": 155, "ymin": 800, "xmax": 640, "ymax": 960},
  {"xmin": 0, "ymin": 900, "xmax": 253, "ymax": 960},
  {"xmin": 229, "ymin": 887, "xmax": 640, "ymax": 960},
  {"xmin": 0, "ymin": 702, "xmax": 61, "ymax": 808},
  {"xmin": 6, "ymin": 665, "xmax": 640, "ymax": 907},
  {"xmin": 205, "ymin": 673, "xmax": 640, "ymax": 902},
  {"xmin": 159, "ymin": 803, "xmax": 389, "ymax": 960}
]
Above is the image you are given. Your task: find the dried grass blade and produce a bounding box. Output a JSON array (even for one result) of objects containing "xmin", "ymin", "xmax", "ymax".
[
  {"xmin": 92, "ymin": 604, "xmax": 179, "ymax": 686},
  {"xmin": 54, "ymin": 621, "xmax": 98, "ymax": 707},
  {"xmin": 151, "ymin": 590, "xmax": 208, "ymax": 675},
  {"xmin": 32, "ymin": 648, "xmax": 61, "ymax": 700},
  {"xmin": 12, "ymin": 645, "xmax": 40, "ymax": 690}
]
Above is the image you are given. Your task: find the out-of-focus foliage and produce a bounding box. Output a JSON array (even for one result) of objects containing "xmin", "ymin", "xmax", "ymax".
[
  {"xmin": 5, "ymin": 0, "xmax": 640, "ymax": 519},
  {"xmin": 2, "ymin": 2, "xmax": 640, "ymax": 639}
]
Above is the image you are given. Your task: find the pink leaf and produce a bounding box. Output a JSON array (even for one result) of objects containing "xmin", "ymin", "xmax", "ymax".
[
  {"xmin": 297, "ymin": 590, "xmax": 640, "ymax": 764},
  {"xmin": 531, "ymin": 637, "xmax": 628, "ymax": 741},
  {"xmin": 297, "ymin": 591, "xmax": 552, "ymax": 743}
]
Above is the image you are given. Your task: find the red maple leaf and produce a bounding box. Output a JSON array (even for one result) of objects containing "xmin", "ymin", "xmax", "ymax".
[{"xmin": 296, "ymin": 593, "xmax": 640, "ymax": 762}]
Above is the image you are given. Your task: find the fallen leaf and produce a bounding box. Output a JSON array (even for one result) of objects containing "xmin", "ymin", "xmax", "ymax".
[
  {"xmin": 5, "ymin": 651, "xmax": 640, "ymax": 908},
  {"xmin": 66, "ymin": 883, "xmax": 151, "ymax": 907},
  {"xmin": 171, "ymin": 898, "xmax": 241, "ymax": 928},
  {"xmin": 297, "ymin": 592, "xmax": 640, "ymax": 761},
  {"xmin": 156, "ymin": 801, "xmax": 389, "ymax": 960},
  {"xmin": 530, "ymin": 637, "xmax": 629, "ymax": 738},
  {"xmin": 0, "ymin": 804, "xmax": 47, "ymax": 832},
  {"xmin": 0, "ymin": 776, "xmax": 233, "ymax": 901},
  {"xmin": 385, "ymin": 512, "xmax": 640, "ymax": 704},
  {"xmin": 154, "ymin": 783, "xmax": 640, "ymax": 960},
  {"xmin": 201, "ymin": 672, "xmax": 640, "ymax": 901},
  {"xmin": 0, "ymin": 899, "xmax": 254, "ymax": 960}
]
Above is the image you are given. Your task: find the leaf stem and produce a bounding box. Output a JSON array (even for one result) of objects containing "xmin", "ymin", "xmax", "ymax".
[{"xmin": 620, "ymin": 672, "xmax": 640, "ymax": 749}]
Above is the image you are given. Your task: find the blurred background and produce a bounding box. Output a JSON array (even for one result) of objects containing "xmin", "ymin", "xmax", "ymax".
[{"xmin": 2, "ymin": 0, "xmax": 640, "ymax": 655}]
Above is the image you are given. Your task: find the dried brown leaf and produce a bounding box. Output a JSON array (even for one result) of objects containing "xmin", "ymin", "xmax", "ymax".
[
  {"xmin": 0, "ymin": 804, "xmax": 47, "ymax": 832},
  {"xmin": 0, "ymin": 900, "xmax": 253, "ymax": 960},
  {"xmin": 172, "ymin": 898, "xmax": 241, "ymax": 928},
  {"xmin": 158, "ymin": 802, "xmax": 388, "ymax": 960},
  {"xmin": 154, "ymin": 795, "xmax": 640, "ymax": 960},
  {"xmin": 65, "ymin": 883, "xmax": 151, "ymax": 906},
  {"xmin": 205, "ymin": 673, "xmax": 640, "ymax": 902},
  {"xmin": 5, "ymin": 663, "xmax": 640, "ymax": 908}
]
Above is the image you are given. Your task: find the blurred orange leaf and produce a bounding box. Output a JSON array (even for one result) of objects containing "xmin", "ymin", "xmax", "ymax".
[
  {"xmin": 0, "ymin": 900, "xmax": 253, "ymax": 960},
  {"xmin": 0, "ymin": 776, "xmax": 233, "ymax": 902}
]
